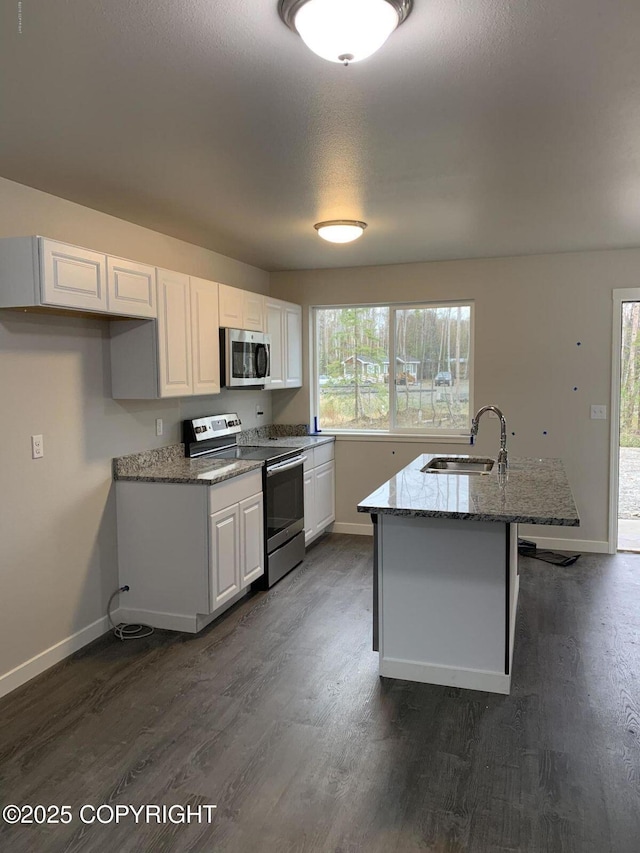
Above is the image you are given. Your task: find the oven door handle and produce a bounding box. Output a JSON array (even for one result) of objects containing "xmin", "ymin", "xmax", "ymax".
[{"xmin": 266, "ymin": 455, "xmax": 306, "ymax": 476}]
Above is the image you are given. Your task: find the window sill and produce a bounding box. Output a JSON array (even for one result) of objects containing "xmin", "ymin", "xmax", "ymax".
[{"xmin": 316, "ymin": 431, "xmax": 473, "ymax": 445}]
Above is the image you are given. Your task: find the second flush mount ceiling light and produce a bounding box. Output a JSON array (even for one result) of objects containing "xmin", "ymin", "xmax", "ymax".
[
  {"xmin": 278, "ymin": 0, "xmax": 413, "ymax": 65},
  {"xmin": 314, "ymin": 220, "xmax": 368, "ymax": 243}
]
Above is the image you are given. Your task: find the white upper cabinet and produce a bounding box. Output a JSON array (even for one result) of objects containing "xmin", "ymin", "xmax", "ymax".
[
  {"xmin": 219, "ymin": 283, "xmax": 264, "ymax": 332},
  {"xmin": 265, "ymin": 297, "xmax": 302, "ymax": 389},
  {"xmin": 265, "ymin": 299, "xmax": 285, "ymax": 389},
  {"xmin": 0, "ymin": 237, "xmax": 155, "ymax": 318},
  {"xmin": 284, "ymin": 302, "xmax": 302, "ymax": 388},
  {"xmin": 190, "ymin": 276, "xmax": 221, "ymax": 396},
  {"xmin": 243, "ymin": 291, "xmax": 265, "ymax": 331},
  {"xmin": 111, "ymin": 272, "xmax": 221, "ymax": 399},
  {"xmin": 107, "ymin": 257, "xmax": 156, "ymax": 317},
  {"xmin": 156, "ymin": 268, "xmax": 193, "ymax": 397},
  {"xmin": 41, "ymin": 240, "xmax": 108, "ymax": 311}
]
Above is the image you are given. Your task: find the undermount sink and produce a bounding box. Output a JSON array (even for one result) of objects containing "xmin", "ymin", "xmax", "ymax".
[{"xmin": 422, "ymin": 456, "xmax": 495, "ymax": 475}]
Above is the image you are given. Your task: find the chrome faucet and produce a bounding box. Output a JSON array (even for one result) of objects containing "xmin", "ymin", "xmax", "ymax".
[{"xmin": 470, "ymin": 405, "xmax": 508, "ymax": 474}]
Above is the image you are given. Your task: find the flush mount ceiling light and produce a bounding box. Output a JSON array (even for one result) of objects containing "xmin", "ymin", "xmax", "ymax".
[
  {"xmin": 314, "ymin": 220, "xmax": 368, "ymax": 243},
  {"xmin": 279, "ymin": 0, "xmax": 413, "ymax": 65}
]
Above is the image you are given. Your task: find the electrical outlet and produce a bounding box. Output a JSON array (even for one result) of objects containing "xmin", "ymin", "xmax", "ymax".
[
  {"xmin": 590, "ymin": 405, "xmax": 607, "ymax": 420},
  {"xmin": 255, "ymin": 404, "xmax": 264, "ymax": 418},
  {"xmin": 156, "ymin": 418, "xmax": 163, "ymax": 436},
  {"xmin": 31, "ymin": 434, "xmax": 44, "ymax": 459}
]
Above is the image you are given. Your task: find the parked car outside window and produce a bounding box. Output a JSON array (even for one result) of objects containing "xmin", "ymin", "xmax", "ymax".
[{"xmin": 435, "ymin": 371, "xmax": 453, "ymax": 386}]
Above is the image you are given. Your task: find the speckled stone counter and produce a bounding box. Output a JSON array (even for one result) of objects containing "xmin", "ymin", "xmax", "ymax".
[
  {"xmin": 238, "ymin": 425, "xmax": 334, "ymax": 450},
  {"xmin": 113, "ymin": 444, "xmax": 263, "ymax": 486},
  {"xmin": 358, "ymin": 454, "xmax": 579, "ymax": 526}
]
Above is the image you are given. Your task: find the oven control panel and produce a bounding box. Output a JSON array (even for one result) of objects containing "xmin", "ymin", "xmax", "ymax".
[{"xmin": 188, "ymin": 413, "xmax": 242, "ymax": 441}]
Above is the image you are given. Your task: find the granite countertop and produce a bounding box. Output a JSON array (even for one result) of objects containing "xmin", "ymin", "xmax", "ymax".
[
  {"xmin": 357, "ymin": 454, "xmax": 580, "ymax": 526},
  {"xmin": 113, "ymin": 444, "xmax": 263, "ymax": 486},
  {"xmin": 112, "ymin": 426, "xmax": 335, "ymax": 487}
]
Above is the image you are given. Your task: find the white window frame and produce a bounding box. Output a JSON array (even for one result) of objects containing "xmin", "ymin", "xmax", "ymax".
[{"xmin": 312, "ymin": 300, "xmax": 474, "ymax": 438}]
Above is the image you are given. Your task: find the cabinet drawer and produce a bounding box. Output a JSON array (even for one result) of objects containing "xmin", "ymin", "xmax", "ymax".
[
  {"xmin": 313, "ymin": 441, "xmax": 335, "ymax": 467},
  {"xmin": 208, "ymin": 470, "xmax": 263, "ymax": 515},
  {"xmin": 303, "ymin": 448, "xmax": 315, "ymax": 472}
]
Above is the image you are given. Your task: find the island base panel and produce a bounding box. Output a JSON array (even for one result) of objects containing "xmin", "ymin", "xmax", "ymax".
[{"xmin": 379, "ymin": 514, "xmax": 518, "ymax": 695}]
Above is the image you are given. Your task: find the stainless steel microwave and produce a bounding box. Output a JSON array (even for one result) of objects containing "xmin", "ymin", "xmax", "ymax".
[{"xmin": 220, "ymin": 328, "xmax": 271, "ymax": 388}]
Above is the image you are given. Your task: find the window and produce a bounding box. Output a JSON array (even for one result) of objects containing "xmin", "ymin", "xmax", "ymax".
[{"xmin": 314, "ymin": 302, "xmax": 473, "ymax": 434}]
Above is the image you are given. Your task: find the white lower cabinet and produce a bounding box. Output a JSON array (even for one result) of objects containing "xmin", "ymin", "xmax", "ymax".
[
  {"xmin": 209, "ymin": 504, "xmax": 241, "ymax": 609},
  {"xmin": 303, "ymin": 442, "xmax": 336, "ymax": 544},
  {"xmin": 116, "ymin": 470, "xmax": 263, "ymax": 632},
  {"xmin": 239, "ymin": 493, "xmax": 265, "ymax": 585}
]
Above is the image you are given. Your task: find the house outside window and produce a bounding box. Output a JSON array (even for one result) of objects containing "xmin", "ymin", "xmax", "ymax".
[{"xmin": 314, "ymin": 302, "xmax": 473, "ymax": 435}]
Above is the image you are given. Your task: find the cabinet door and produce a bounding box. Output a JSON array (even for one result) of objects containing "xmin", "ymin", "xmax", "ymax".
[
  {"xmin": 190, "ymin": 277, "xmax": 220, "ymax": 396},
  {"xmin": 107, "ymin": 257, "xmax": 156, "ymax": 318},
  {"xmin": 218, "ymin": 283, "xmax": 243, "ymax": 328},
  {"xmin": 156, "ymin": 268, "xmax": 193, "ymax": 397},
  {"xmin": 41, "ymin": 239, "xmax": 107, "ymax": 311},
  {"xmin": 284, "ymin": 303, "xmax": 302, "ymax": 388},
  {"xmin": 265, "ymin": 299, "xmax": 285, "ymax": 389},
  {"xmin": 239, "ymin": 493, "xmax": 264, "ymax": 587},
  {"xmin": 304, "ymin": 469, "xmax": 315, "ymax": 544},
  {"xmin": 314, "ymin": 461, "xmax": 335, "ymax": 533},
  {"xmin": 243, "ymin": 292, "xmax": 264, "ymax": 332},
  {"xmin": 209, "ymin": 504, "xmax": 240, "ymax": 610}
]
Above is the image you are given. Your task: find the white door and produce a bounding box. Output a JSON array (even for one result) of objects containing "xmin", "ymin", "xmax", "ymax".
[
  {"xmin": 209, "ymin": 504, "xmax": 240, "ymax": 609},
  {"xmin": 156, "ymin": 268, "xmax": 193, "ymax": 397},
  {"xmin": 266, "ymin": 299, "xmax": 285, "ymax": 389},
  {"xmin": 314, "ymin": 461, "xmax": 335, "ymax": 533},
  {"xmin": 239, "ymin": 493, "xmax": 264, "ymax": 587},
  {"xmin": 107, "ymin": 257, "xmax": 156, "ymax": 318},
  {"xmin": 284, "ymin": 304, "xmax": 302, "ymax": 388},
  {"xmin": 304, "ymin": 469, "xmax": 315, "ymax": 543},
  {"xmin": 190, "ymin": 277, "xmax": 220, "ymax": 396},
  {"xmin": 41, "ymin": 239, "xmax": 107, "ymax": 311}
]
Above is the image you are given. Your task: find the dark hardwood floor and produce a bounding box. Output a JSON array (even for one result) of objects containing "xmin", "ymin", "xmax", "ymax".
[{"xmin": 1, "ymin": 534, "xmax": 639, "ymax": 852}]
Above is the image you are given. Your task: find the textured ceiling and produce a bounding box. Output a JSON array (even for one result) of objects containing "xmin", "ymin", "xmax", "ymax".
[{"xmin": 1, "ymin": 0, "xmax": 640, "ymax": 271}]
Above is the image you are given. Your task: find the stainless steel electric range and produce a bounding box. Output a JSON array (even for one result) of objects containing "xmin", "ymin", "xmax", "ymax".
[{"xmin": 183, "ymin": 413, "xmax": 305, "ymax": 589}]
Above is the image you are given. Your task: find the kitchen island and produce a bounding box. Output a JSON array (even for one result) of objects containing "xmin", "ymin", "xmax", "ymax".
[{"xmin": 358, "ymin": 454, "xmax": 579, "ymax": 694}]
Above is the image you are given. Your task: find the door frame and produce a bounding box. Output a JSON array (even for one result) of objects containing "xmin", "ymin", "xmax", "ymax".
[{"xmin": 609, "ymin": 288, "xmax": 640, "ymax": 553}]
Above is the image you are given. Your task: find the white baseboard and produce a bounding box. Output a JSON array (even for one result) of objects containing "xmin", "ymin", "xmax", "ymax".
[
  {"xmin": 115, "ymin": 606, "xmax": 208, "ymax": 633},
  {"xmin": 0, "ymin": 616, "xmax": 110, "ymax": 700},
  {"xmin": 116, "ymin": 588, "xmax": 249, "ymax": 634},
  {"xmin": 332, "ymin": 522, "xmax": 373, "ymax": 536},
  {"xmin": 379, "ymin": 656, "xmax": 511, "ymax": 695},
  {"xmin": 524, "ymin": 535, "xmax": 608, "ymax": 554}
]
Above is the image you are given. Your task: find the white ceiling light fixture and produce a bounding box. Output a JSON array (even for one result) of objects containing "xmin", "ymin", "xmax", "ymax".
[
  {"xmin": 314, "ymin": 220, "xmax": 368, "ymax": 243},
  {"xmin": 279, "ymin": 0, "xmax": 413, "ymax": 65}
]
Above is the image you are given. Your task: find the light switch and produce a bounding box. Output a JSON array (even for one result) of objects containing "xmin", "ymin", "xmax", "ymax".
[{"xmin": 590, "ymin": 405, "xmax": 607, "ymax": 420}]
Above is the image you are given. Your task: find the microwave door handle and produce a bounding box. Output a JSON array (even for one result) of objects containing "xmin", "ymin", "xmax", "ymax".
[{"xmin": 255, "ymin": 343, "xmax": 269, "ymax": 378}]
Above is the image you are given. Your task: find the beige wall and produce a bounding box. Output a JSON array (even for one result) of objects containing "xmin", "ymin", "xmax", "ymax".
[
  {"xmin": 270, "ymin": 250, "xmax": 639, "ymax": 548},
  {"xmin": 0, "ymin": 177, "xmax": 271, "ymax": 689}
]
